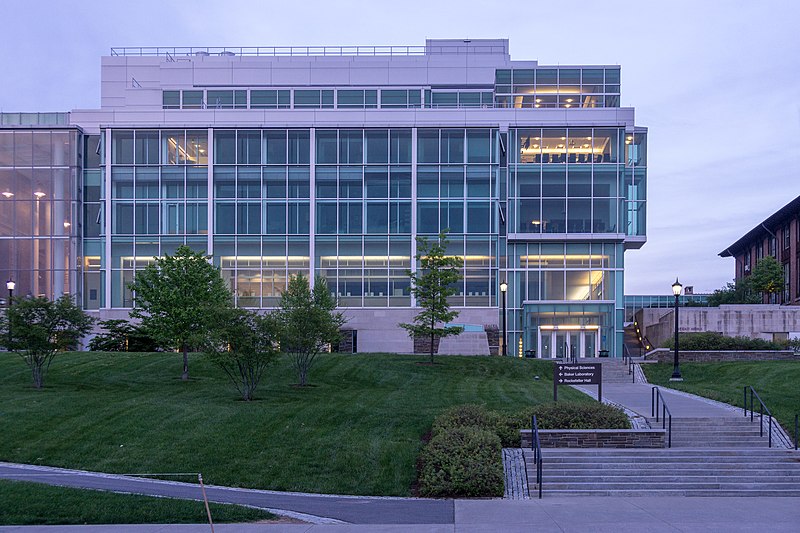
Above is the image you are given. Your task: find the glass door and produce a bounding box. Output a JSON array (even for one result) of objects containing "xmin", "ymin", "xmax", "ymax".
[{"xmin": 583, "ymin": 331, "xmax": 597, "ymax": 357}]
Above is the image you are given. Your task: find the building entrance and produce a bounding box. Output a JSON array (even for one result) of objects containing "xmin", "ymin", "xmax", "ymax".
[{"xmin": 537, "ymin": 326, "xmax": 599, "ymax": 358}]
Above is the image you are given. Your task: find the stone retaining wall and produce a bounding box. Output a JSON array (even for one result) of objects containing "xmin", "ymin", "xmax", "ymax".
[
  {"xmin": 520, "ymin": 429, "xmax": 665, "ymax": 448},
  {"xmin": 645, "ymin": 348, "xmax": 797, "ymax": 362}
]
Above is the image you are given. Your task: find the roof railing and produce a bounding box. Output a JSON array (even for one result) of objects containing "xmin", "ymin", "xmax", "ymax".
[{"xmin": 109, "ymin": 44, "xmax": 508, "ymax": 58}]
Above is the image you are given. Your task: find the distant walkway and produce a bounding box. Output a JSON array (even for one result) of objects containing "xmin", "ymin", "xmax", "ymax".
[
  {"xmin": 3, "ymin": 497, "xmax": 800, "ymax": 532},
  {"xmin": 597, "ymin": 382, "xmax": 741, "ymax": 419},
  {"xmin": 0, "ymin": 462, "xmax": 452, "ymax": 525}
]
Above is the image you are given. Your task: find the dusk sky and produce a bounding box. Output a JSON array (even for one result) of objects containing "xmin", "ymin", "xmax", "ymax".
[{"xmin": 2, "ymin": 0, "xmax": 799, "ymax": 296}]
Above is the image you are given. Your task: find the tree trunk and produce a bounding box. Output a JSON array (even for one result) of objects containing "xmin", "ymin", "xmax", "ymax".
[
  {"xmin": 182, "ymin": 344, "xmax": 189, "ymax": 381},
  {"xmin": 32, "ymin": 365, "xmax": 43, "ymax": 389},
  {"xmin": 430, "ymin": 317, "xmax": 435, "ymax": 364},
  {"xmin": 298, "ymin": 366, "xmax": 307, "ymax": 387}
]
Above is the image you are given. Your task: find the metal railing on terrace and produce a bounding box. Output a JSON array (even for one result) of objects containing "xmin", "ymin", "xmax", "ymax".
[{"xmin": 110, "ymin": 44, "xmax": 508, "ymax": 58}]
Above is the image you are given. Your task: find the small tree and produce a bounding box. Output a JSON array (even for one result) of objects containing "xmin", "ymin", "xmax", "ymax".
[
  {"xmin": 0, "ymin": 295, "xmax": 94, "ymax": 389},
  {"xmin": 706, "ymin": 279, "xmax": 760, "ymax": 306},
  {"xmin": 129, "ymin": 245, "xmax": 232, "ymax": 380},
  {"xmin": 204, "ymin": 308, "xmax": 279, "ymax": 401},
  {"xmin": 400, "ymin": 231, "xmax": 463, "ymax": 363},
  {"xmin": 275, "ymin": 274, "xmax": 345, "ymax": 386},
  {"xmin": 749, "ymin": 256, "xmax": 784, "ymax": 301}
]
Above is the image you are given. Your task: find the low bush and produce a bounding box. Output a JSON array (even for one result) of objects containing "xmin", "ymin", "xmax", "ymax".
[
  {"xmin": 662, "ymin": 332, "xmax": 784, "ymax": 351},
  {"xmin": 431, "ymin": 404, "xmax": 519, "ymax": 447},
  {"xmin": 417, "ymin": 426, "xmax": 503, "ymax": 498}
]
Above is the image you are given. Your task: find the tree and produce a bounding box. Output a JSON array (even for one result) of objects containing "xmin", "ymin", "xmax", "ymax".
[
  {"xmin": 128, "ymin": 245, "xmax": 232, "ymax": 380},
  {"xmin": 748, "ymin": 256, "xmax": 784, "ymax": 300},
  {"xmin": 204, "ymin": 308, "xmax": 279, "ymax": 401},
  {"xmin": 706, "ymin": 279, "xmax": 759, "ymax": 306},
  {"xmin": 400, "ymin": 231, "xmax": 464, "ymax": 363},
  {"xmin": 88, "ymin": 318, "xmax": 162, "ymax": 352},
  {"xmin": 0, "ymin": 295, "xmax": 93, "ymax": 389},
  {"xmin": 274, "ymin": 274, "xmax": 346, "ymax": 386}
]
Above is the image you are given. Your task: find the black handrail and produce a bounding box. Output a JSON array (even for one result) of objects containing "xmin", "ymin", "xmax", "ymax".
[
  {"xmin": 744, "ymin": 386, "xmax": 774, "ymax": 447},
  {"xmin": 531, "ymin": 415, "xmax": 543, "ymax": 499},
  {"xmin": 651, "ymin": 386, "xmax": 673, "ymax": 448},
  {"xmin": 795, "ymin": 414, "xmax": 798, "ymax": 451}
]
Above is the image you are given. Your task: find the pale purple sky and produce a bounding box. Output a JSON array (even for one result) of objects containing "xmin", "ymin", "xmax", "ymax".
[{"xmin": 2, "ymin": 0, "xmax": 799, "ymax": 295}]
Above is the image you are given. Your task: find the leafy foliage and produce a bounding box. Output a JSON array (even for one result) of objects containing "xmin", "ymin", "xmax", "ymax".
[
  {"xmin": 128, "ymin": 245, "xmax": 232, "ymax": 380},
  {"xmin": 662, "ymin": 331, "xmax": 785, "ymax": 351},
  {"xmin": 706, "ymin": 279, "xmax": 760, "ymax": 306},
  {"xmin": 510, "ymin": 402, "xmax": 630, "ymax": 435},
  {"xmin": 0, "ymin": 295, "xmax": 93, "ymax": 389},
  {"xmin": 204, "ymin": 308, "xmax": 279, "ymax": 401},
  {"xmin": 399, "ymin": 231, "xmax": 463, "ymax": 363},
  {"xmin": 418, "ymin": 426, "xmax": 503, "ymax": 498},
  {"xmin": 274, "ymin": 274, "xmax": 346, "ymax": 386},
  {"xmin": 88, "ymin": 319, "xmax": 162, "ymax": 352},
  {"xmin": 748, "ymin": 255, "xmax": 784, "ymax": 297}
]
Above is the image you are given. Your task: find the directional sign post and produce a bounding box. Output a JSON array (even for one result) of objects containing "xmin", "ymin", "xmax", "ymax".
[{"xmin": 554, "ymin": 362, "xmax": 602, "ymax": 402}]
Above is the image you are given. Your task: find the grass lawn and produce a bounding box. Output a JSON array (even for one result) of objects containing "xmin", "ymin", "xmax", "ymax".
[
  {"xmin": 644, "ymin": 361, "xmax": 800, "ymax": 430},
  {"xmin": 0, "ymin": 351, "xmax": 585, "ymax": 496},
  {"xmin": 0, "ymin": 479, "xmax": 274, "ymax": 525}
]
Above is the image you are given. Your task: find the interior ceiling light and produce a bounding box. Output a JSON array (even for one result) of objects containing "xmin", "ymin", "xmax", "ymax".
[
  {"xmin": 63, "ymin": 221, "xmax": 71, "ymax": 228},
  {"xmin": 34, "ymin": 191, "xmax": 46, "ymax": 199},
  {"xmin": 2, "ymin": 191, "xmax": 13, "ymax": 198}
]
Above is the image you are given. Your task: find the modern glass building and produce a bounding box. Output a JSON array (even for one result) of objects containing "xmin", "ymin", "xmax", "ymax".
[{"xmin": 0, "ymin": 39, "xmax": 647, "ymax": 356}]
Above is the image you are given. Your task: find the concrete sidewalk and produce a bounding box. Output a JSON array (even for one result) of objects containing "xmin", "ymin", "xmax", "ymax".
[
  {"xmin": 598, "ymin": 382, "xmax": 741, "ymax": 419},
  {"xmin": 2, "ymin": 497, "xmax": 800, "ymax": 532}
]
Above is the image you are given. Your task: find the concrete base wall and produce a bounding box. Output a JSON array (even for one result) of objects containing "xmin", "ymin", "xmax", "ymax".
[
  {"xmin": 645, "ymin": 348, "xmax": 797, "ymax": 362},
  {"xmin": 642, "ymin": 305, "xmax": 800, "ymax": 348},
  {"xmin": 520, "ymin": 429, "xmax": 665, "ymax": 448}
]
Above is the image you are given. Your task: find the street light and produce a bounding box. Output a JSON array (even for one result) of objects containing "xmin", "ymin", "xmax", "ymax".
[
  {"xmin": 670, "ymin": 278, "xmax": 683, "ymax": 382},
  {"xmin": 499, "ymin": 280, "xmax": 508, "ymax": 356},
  {"xmin": 6, "ymin": 279, "xmax": 14, "ymax": 347}
]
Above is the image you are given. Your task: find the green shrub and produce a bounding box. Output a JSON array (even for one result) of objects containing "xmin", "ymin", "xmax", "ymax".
[
  {"xmin": 662, "ymin": 332, "xmax": 784, "ymax": 351},
  {"xmin": 418, "ymin": 426, "xmax": 503, "ymax": 498},
  {"xmin": 430, "ymin": 404, "xmax": 519, "ymax": 447},
  {"xmin": 503, "ymin": 402, "xmax": 630, "ymax": 446}
]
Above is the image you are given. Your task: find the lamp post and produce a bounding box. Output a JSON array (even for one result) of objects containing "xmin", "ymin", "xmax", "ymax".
[
  {"xmin": 670, "ymin": 278, "xmax": 683, "ymax": 382},
  {"xmin": 500, "ymin": 280, "xmax": 508, "ymax": 356},
  {"xmin": 6, "ymin": 279, "xmax": 14, "ymax": 347}
]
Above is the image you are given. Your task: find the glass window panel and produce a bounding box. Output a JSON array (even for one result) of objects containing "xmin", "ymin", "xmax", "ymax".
[
  {"xmin": 294, "ymin": 90, "xmax": 321, "ymax": 108},
  {"xmin": 185, "ymin": 131, "xmax": 208, "ymax": 165},
  {"xmin": 264, "ymin": 203, "xmax": 286, "ymax": 234},
  {"xmin": 135, "ymin": 167, "xmax": 159, "ymax": 199},
  {"xmin": 466, "ymin": 129, "xmax": 490, "ymax": 163},
  {"xmin": 237, "ymin": 130, "xmax": 261, "ymax": 164},
  {"xmin": 467, "ymin": 201, "xmax": 490, "ymax": 233},
  {"xmin": 542, "ymin": 166, "xmax": 566, "ymax": 197},
  {"xmin": 182, "ymin": 90, "xmax": 203, "ymax": 109},
  {"xmin": 417, "ymin": 130, "xmax": 439, "ymax": 164},
  {"xmin": 111, "ymin": 131, "xmax": 134, "ymax": 164},
  {"xmin": 542, "ymin": 198, "xmax": 566, "ymax": 233},
  {"xmin": 365, "ymin": 130, "xmax": 389, "ymax": 163},
  {"xmin": 366, "ymin": 202, "xmax": 389, "ymax": 233},
  {"xmin": 390, "ymin": 166, "xmax": 411, "ymax": 198},
  {"xmin": 593, "ymin": 166, "xmax": 618, "ymax": 197},
  {"xmin": 186, "ymin": 202, "xmax": 207, "ymax": 234},
  {"xmin": 440, "ymin": 129, "xmax": 464, "ymax": 163},
  {"xmin": 237, "ymin": 166, "xmax": 261, "ymax": 198},
  {"xmin": 316, "ymin": 130, "xmax": 338, "ymax": 164},
  {"xmin": 495, "ymin": 69, "xmax": 511, "ymax": 84},
  {"xmin": 315, "ymin": 166, "xmax": 337, "ymax": 199},
  {"xmin": 207, "ymin": 90, "xmax": 233, "ymax": 109},
  {"xmin": 542, "ymin": 270, "xmax": 565, "ymax": 300},
  {"xmin": 389, "ymin": 201, "xmax": 411, "ymax": 233},
  {"xmin": 287, "ymin": 167, "xmax": 309, "ymax": 198},
  {"xmin": 605, "ymin": 68, "xmax": 621, "ymax": 84},
  {"xmin": 339, "ymin": 166, "xmax": 362, "ymax": 199},
  {"xmin": 214, "ymin": 166, "xmax": 236, "ymax": 198},
  {"xmin": 567, "ymin": 166, "xmax": 592, "ymax": 196},
  {"xmin": 288, "ymin": 130, "xmax": 310, "ymax": 164},
  {"xmin": 316, "ymin": 202, "xmax": 337, "ymax": 234},
  {"xmin": 381, "ymin": 89, "xmax": 408, "ymax": 108},
  {"xmin": 264, "ymin": 130, "xmax": 287, "ymax": 164},
  {"xmin": 288, "ymin": 202, "xmax": 309, "ymax": 234},
  {"xmin": 339, "ymin": 130, "xmax": 363, "ymax": 165},
  {"xmin": 518, "ymin": 199, "xmax": 541, "ymax": 233},
  {"xmin": 237, "ymin": 202, "xmax": 261, "ymax": 234},
  {"xmin": 365, "ymin": 166, "xmax": 388, "ymax": 198},
  {"xmin": 186, "ymin": 167, "xmax": 207, "ymax": 198},
  {"xmin": 134, "ymin": 131, "xmax": 159, "ymax": 165},
  {"xmin": 163, "ymin": 91, "xmax": 180, "ymax": 109},
  {"xmin": 111, "ymin": 167, "xmax": 134, "ymax": 198},
  {"xmin": 417, "ymin": 201, "xmax": 439, "ymax": 234},
  {"xmin": 441, "ymin": 201, "xmax": 463, "ymax": 233},
  {"xmin": 440, "ymin": 166, "xmax": 464, "ymax": 198},
  {"xmin": 466, "ymin": 166, "xmax": 491, "ymax": 198},
  {"xmin": 567, "ymin": 198, "xmax": 592, "ymax": 233},
  {"xmin": 215, "ymin": 202, "xmax": 235, "ymax": 234},
  {"xmin": 339, "ymin": 202, "xmax": 362, "ymax": 234},
  {"xmin": 417, "ymin": 166, "xmax": 438, "ymax": 198},
  {"xmin": 390, "ymin": 130, "xmax": 411, "ymax": 163},
  {"xmin": 214, "ymin": 131, "xmax": 236, "ymax": 164},
  {"xmin": 593, "ymin": 198, "xmax": 616, "ymax": 232},
  {"xmin": 541, "ymin": 129, "xmax": 567, "ymax": 163}
]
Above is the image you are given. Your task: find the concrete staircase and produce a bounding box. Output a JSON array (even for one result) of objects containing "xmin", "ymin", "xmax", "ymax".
[
  {"xmin": 647, "ymin": 416, "xmax": 772, "ymax": 448},
  {"xmin": 596, "ymin": 358, "xmax": 633, "ymax": 384},
  {"xmin": 531, "ymin": 447, "xmax": 800, "ymax": 496}
]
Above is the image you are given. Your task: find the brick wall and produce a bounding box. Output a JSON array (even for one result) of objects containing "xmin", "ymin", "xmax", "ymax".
[
  {"xmin": 520, "ymin": 429, "xmax": 665, "ymax": 448},
  {"xmin": 645, "ymin": 348, "xmax": 797, "ymax": 362}
]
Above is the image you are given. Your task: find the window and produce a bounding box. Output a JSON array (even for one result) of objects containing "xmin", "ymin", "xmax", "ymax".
[
  {"xmin": 163, "ymin": 91, "xmax": 180, "ymax": 109},
  {"xmin": 294, "ymin": 90, "xmax": 334, "ymax": 109},
  {"xmin": 380, "ymin": 89, "xmax": 420, "ymax": 108},
  {"xmin": 769, "ymin": 236, "xmax": 777, "ymax": 258},
  {"xmin": 337, "ymin": 90, "xmax": 377, "ymax": 109},
  {"xmin": 182, "ymin": 91, "xmax": 203, "ymax": 109},
  {"xmin": 251, "ymin": 90, "xmax": 290, "ymax": 109},
  {"xmin": 783, "ymin": 225, "xmax": 791, "ymax": 250}
]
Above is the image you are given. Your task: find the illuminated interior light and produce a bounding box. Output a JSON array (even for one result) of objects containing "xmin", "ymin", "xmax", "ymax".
[
  {"xmin": 534, "ymin": 137, "xmax": 540, "ymax": 140},
  {"xmin": 531, "ymin": 220, "xmax": 541, "ymax": 225},
  {"xmin": 63, "ymin": 222, "xmax": 71, "ymax": 228},
  {"xmin": 540, "ymin": 325, "xmax": 600, "ymax": 331},
  {"xmin": 34, "ymin": 191, "xmax": 46, "ymax": 199},
  {"xmin": 532, "ymin": 144, "xmax": 539, "ymax": 149},
  {"xmin": 535, "ymin": 98, "xmax": 542, "ymax": 103},
  {"xmin": 2, "ymin": 191, "xmax": 13, "ymax": 198},
  {"xmin": 565, "ymin": 98, "xmax": 573, "ymax": 103},
  {"xmin": 534, "ymin": 104, "xmax": 540, "ymax": 108},
  {"xmin": 564, "ymin": 104, "xmax": 571, "ymax": 108},
  {"xmin": 560, "ymin": 137, "xmax": 566, "ymax": 140}
]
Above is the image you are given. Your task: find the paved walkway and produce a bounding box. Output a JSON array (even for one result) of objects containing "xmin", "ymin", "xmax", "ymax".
[
  {"xmin": 596, "ymin": 382, "xmax": 741, "ymax": 419},
  {"xmin": 2, "ymin": 497, "xmax": 800, "ymax": 532}
]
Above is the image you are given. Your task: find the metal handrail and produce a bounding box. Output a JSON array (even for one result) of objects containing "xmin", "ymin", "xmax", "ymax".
[
  {"xmin": 795, "ymin": 414, "xmax": 798, "ymax": 451},
  {"xmin": 531, "ymin": 415, "xmax": 543, "ymax": 499},
  {"xmin": 743, "ymin": 386, "xmax": 774, "ymax": 448},
  {"xmin": 651, "ymin": 386, "xmax": 673, "ymax": 448}
]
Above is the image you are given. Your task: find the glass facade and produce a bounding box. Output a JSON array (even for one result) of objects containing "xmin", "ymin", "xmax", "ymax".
[
  {"xmin": 0, "ymin": 41, "xmax": 648, "ymax": 356},
  {"xmin": 0, "ymin": 128, "xmax": 80, "ymax": 301}
]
